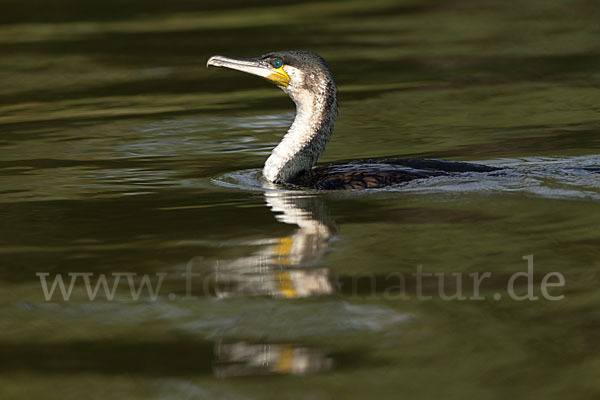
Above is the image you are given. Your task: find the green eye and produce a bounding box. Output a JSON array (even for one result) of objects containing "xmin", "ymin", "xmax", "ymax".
[{"xmin": 272, "ymin": 59, "xmax": 283, "ymax": 68}]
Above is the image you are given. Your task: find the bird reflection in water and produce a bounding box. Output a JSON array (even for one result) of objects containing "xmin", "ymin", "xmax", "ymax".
[
  {"xmin": 213, "ymin": 186, "xmax": 338, "ymax": 299},
  {"xmin": 213, "ymin": 341, "xmax": 334, "ymax": 378},
  {"xmin": 208, "ymin": 188, "xmax": 337, "ymax": 376}
]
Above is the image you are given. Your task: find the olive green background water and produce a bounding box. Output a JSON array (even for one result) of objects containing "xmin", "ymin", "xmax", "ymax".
[{"xmin": 1, "ymin": 0, "xmax": 599, "ymax": 399}]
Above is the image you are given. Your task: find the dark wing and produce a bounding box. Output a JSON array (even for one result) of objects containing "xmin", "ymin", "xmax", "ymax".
[
  {"xmin": 352, "ymin": 158, "xmax": 500, "ymax": 173},
  {"xmin": 291, "ymin": 158, "xmax": 501, "ymax": 190},
  {"xmin": 581, "ymin": 167, "xmax": 600, "ymax": 173}
]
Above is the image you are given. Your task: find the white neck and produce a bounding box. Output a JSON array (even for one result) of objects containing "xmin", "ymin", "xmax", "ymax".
[{"xmin": 263, "ymin": 85, "xmax": 336, "ymax": 183}]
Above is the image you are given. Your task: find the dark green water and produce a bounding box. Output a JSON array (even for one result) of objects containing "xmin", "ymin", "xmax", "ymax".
[{"xmin": 1, "ymin": 0, "xmax": 600, "ymax": 398}]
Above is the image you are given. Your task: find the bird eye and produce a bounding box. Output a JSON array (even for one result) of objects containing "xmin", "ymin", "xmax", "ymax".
[{"xmin": 272, "ymin": 59, "xmax": 283, "ymax": 68}]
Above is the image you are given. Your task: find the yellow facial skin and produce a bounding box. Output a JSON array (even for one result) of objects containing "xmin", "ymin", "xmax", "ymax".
[{"xmin": 266, "ymin": 65, "xmax": 290, "ymax": 87}]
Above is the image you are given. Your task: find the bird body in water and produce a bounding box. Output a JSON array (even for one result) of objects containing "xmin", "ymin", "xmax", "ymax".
[{"xmin": 207, "ymin": 50, "xmax": 499, "ymax": 190}]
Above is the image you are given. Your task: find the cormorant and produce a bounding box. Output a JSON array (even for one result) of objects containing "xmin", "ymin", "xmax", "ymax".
[{"xmin": 207, "ymin": 50, "xmax": 499, "ymax": 190}]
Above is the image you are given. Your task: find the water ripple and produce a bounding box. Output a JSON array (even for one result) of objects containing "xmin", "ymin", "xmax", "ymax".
[{"xmin": 213, "ymin": 155, "xmax": 600, "ymax": 201}]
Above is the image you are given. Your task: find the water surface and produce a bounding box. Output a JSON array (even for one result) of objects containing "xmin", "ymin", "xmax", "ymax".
[{"xmin": 1, "ymin": 0, "xmax": 599, "ymax": 399}]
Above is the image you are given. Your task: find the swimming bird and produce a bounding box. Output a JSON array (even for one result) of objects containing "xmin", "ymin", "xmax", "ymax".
[{"xmin": 207, "ymin": 50, "xmax": 499, "ymax": 190}]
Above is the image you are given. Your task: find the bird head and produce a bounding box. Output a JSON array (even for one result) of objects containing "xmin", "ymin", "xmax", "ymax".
[{"xmin": 207, "ymin": 50, "xmax": 335, "ymax": 100}]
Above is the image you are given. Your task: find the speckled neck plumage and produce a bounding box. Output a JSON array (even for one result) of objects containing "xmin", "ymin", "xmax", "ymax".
[{"xmin": 262, "ymin": 70, "xmax": 337, "ymax": 183}]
